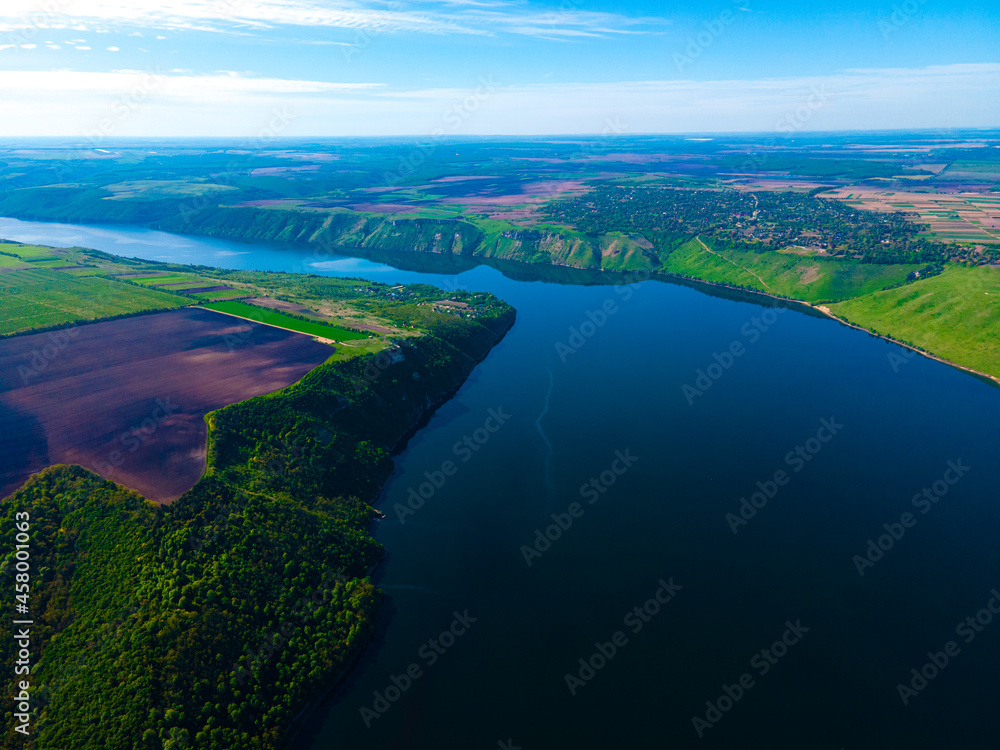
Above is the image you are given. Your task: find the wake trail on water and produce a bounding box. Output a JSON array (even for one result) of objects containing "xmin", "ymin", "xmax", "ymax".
[{"xmin": 535, "ymin": 366, "xmax": 556, "ymax": 498}]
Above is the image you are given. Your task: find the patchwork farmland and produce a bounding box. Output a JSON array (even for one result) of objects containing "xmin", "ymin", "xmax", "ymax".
[
  {"xmin": 0, "ymin": 267, "xmax": 188, "ymax": 335},
  {"xmin": 0, "ymin": 243, "xmax": 190, "ymax": 335},
  {"xmin": 823, "ymin": 188, "xmax": 1000, "ymax": 243}
]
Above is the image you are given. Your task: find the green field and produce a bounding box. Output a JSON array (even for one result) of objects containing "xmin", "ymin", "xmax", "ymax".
[
  {"xmin": 0, "ymin": 269, "xmax": 189, "ymax": 336},
  {"xmin": 662, "ymin": 238, "xmax": 921, "ymax": 303},
  {"xmin": 26, "ymin": 258, "xmax": 73, "ymax": 267},
  {"xmin": 946, "ymin": 161, "xmax": 1000, "ymax": 173},
  {"xmin": 191, "ymin": 289, "xmax": 248, "ymax": 300},
  {"xmin": 63, "ymin": 267, "xmax": 106, "ymax": 277},
  {"xmin": 0, "ymin": 244, "xmax": 65, "ymax": 259},
  {"xmin": 132, "ymin": 274, "xmax": 205, "ymax": 286},
  {"xmin": 200, "ymin": 300, "xmax": 369, "ymax": 341},
  {"xmin": 156, "ymin": 282, "xmax": 220, "ymax": 291},
  {"xmin": 0, "ymin": 254, "xmax": 30, "ymax": 269},
  {"xmin": 829, "ymin": 265, "xmax": 1000, "ymax": 379}
]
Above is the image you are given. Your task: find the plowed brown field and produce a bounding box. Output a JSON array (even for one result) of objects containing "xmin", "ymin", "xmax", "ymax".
[{"xmin": 0, "ymin": 308, "xmax": 332, "ymax": 502}]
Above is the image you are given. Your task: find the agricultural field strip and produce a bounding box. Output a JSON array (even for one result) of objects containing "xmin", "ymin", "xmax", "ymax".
[
  {"xmin": 0, "ymin": 268, "xmax": 189, "ymax": 336},
  {"xmin": 199, "ymin": 300, "xmax": 369, "ymax": 341}
]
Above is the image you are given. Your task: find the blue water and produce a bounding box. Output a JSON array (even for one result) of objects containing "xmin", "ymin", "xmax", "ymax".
[{"xmin": 3, "ymin": 217, "xmax": 999, "ymax": 749}]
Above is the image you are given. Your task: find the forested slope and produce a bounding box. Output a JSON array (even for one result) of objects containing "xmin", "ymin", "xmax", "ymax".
[{"xmin": 0, "ymin": 294, "xmax": 516, "ymax": 750}]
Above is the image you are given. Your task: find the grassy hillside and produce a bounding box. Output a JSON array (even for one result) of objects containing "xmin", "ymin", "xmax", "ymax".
[
  {"xmin": 829, "ymin": 265, "xmax": 1000, "ymax": 378},
  {"xmin": 661, "ymin": 238, "xmax": 922, "ymax": 303}
]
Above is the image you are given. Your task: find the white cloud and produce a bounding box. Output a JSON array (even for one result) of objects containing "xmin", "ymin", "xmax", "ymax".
[
  {"xmin": 0, "ymin": 0, "xmax": 665, "ymax": 39},
  {"xmin": 20, "ymin": 43, "xmax": 36, "ymax": 49},
  {"xmin": 0, "ymin": 63, "xmax": 995, "ymax": 137},
  {"xmin": 0, "ymin": 69, "xmax": 386, "ymax": 97},
  {"xmin": 76, "ymin": 45, "xmax": 92, "ymax": 50},
  {"xmin": 107, "ymin": 45, "xmax": 119, "ymax": 51}
]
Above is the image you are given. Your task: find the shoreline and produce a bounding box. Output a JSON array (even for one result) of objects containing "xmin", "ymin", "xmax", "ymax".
[
  {"xmin": 282, "ymin": 312, "xmax": 515, "ymax": 746},
  {"xmin": 2, "ymin": 216, "xmax": 994, "ymax": 388},
  {"xmin": 652, "ymin": 270, "xmax": 1000, "ymax": 388}
]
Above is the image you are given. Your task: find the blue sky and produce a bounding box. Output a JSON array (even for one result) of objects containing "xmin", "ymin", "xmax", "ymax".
[{"xmin": 0, "ymin": 0, "xmax": 997, "ymax": 137}]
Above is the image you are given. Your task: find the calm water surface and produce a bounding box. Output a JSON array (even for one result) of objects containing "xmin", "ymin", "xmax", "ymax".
[{"xmin": 2, "ymin": 217, "xmax": 999, "ymax": 749}]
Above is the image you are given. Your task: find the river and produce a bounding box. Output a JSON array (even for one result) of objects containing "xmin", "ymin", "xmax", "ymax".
[{"xmin": 2, "ymin": 216, "xmax": 999, "ymax": 749}]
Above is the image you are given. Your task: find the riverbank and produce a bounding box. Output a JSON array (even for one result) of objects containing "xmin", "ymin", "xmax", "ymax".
[
  {"xmin": 653, "ymin": 269, "xmax": 1000, "ymax": 388},
  {"xmin": 0, "ymin": 250, "xmax": 517, "ymax": 750}
]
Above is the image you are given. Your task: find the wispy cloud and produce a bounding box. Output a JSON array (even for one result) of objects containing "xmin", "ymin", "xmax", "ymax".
[
  {"xmin": 0, "ymin": 0, "xmax": 666, "ymax": 40},
  {"xmin": 0, "ymin": 69, "xmax": 385, "ymax": 97},
  {"xmin": 0, "ymin": 63, "xmax": 995, "ymax": 137}
]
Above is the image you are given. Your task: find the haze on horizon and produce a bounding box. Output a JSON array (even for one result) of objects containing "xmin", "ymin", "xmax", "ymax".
[{"xmin": 0, "ymin": 0, "xmax": 997, "ymax": 139}]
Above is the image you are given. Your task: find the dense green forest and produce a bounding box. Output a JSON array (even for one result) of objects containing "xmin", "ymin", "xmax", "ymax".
[{"xmin": 0, "ymin": 283, "xmax": 516, "ymax": 749}]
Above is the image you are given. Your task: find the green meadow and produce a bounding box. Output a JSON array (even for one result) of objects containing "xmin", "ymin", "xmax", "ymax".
[
  {"xmin": 662, "ymin": 238, "xmax": 922, "ymax": 303},
  {"xmin": 200, "ymin": 300, "xmax": 369, "ymax": 341},
  {"xmin": 829, "ymin": 265, "xmax": 1000, "ymax": 379}
]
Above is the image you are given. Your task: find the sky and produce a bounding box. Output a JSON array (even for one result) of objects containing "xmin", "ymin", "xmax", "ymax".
[{"xmin": 0, "ymin": 0, "xmax": 997, "ymax": 138}]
